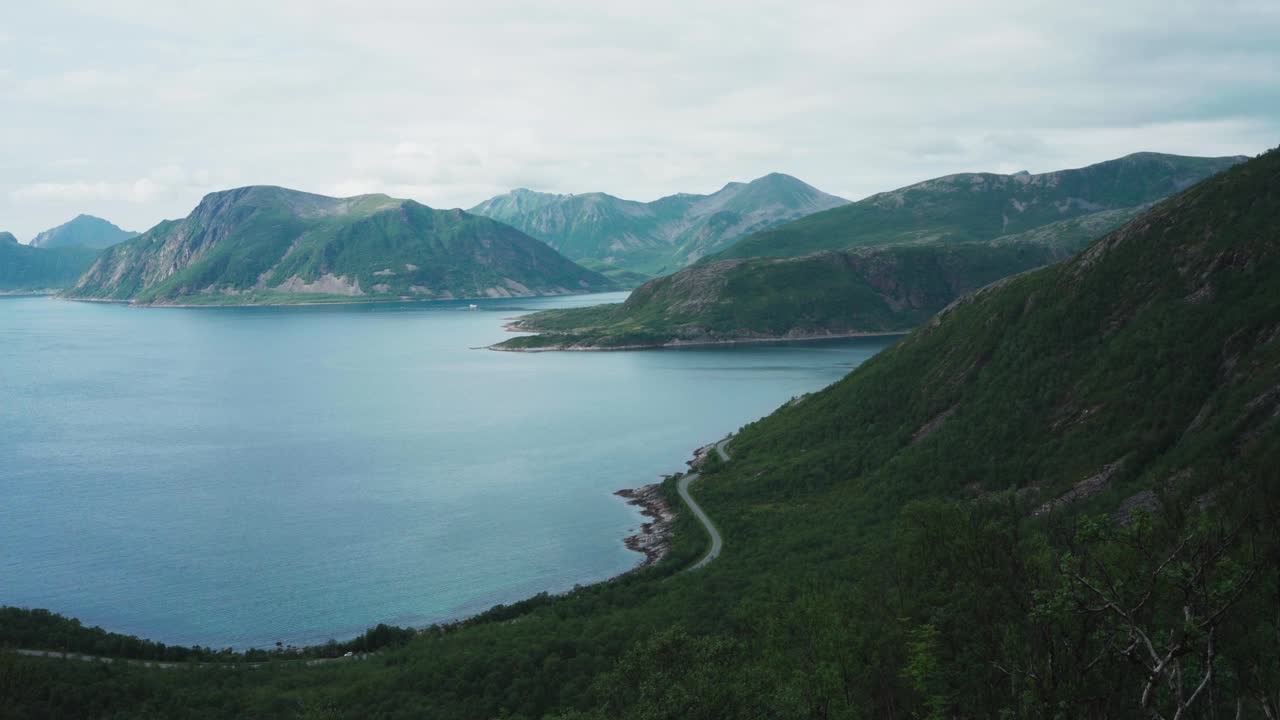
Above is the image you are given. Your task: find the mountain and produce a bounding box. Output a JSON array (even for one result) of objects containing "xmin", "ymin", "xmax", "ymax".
[
  {"xmin": 468, "ymin": 173, "xmax": 848, "ymax": 279},
  {"xmin": 9, "ymin": 149, "xmax": 1278, "ymax": 719},
  {"xmin": 28, "ymin": 214, "xmax": 138, "ymax": 249},
  {"xmin": 493, "ymin": 237, "xmax": 1085, "ymax": 350},
  {"xmin": 713, "ymin": 152, "xmax": 1246, "ymax": 261},
  {"xmin": 62, "ymin": 186, "xmax": 617, "ymax": 305},
  {"xmin": 0, "ymin": 230, "xmax": 101, "ymax": 292},
  {"xmin": 498, "ymin": 154, "xmax": 1243, "ymax": 348}
]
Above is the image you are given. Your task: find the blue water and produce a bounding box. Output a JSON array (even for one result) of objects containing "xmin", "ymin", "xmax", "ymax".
[{"xmin": 0, "ymin": 293, "xmax": 894, "ymax": 649}]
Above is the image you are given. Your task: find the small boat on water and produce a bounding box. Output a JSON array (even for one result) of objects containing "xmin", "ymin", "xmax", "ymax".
[{"xmin": 468, "ymin": 304, "xmax": 478, "ymax": 309}]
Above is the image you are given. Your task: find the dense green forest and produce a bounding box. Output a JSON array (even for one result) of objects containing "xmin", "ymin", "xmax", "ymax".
[{"xmin": 4, "ymin": 149, "xmax": 1279, "ymax": 718}]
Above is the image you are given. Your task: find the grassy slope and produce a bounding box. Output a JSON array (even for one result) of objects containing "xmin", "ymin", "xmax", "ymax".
[{"xmin": 5, "ymin": 151, "xmax": 1279, "ymax": 719}]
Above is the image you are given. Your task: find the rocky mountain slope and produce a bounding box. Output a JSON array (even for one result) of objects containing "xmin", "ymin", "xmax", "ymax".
[
  {"xmin": 469, "ymin": 173, "xmax": 847, "ymax": 279},
  {"xmin": 29, "ymin": 214, "xmax": 138, "ymax": 249},
  {"xmin": 62, "ymin": 186, "xmax": 616, "ymax": 305}
]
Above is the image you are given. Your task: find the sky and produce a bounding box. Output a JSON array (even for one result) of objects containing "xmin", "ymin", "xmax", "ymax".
[{"xmin": 1, "ymin": 0, "xmax": 1277, "ymax": 240}]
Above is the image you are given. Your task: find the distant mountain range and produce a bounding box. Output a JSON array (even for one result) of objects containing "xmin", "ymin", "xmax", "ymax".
[
  {"xmin": 494, "ymin": 153, "xmax": 1247, "ymax": 349},
  {"xmin": 469, "ymin": 173, "xmax": 848, "ymax": 280},
  {"xmin": 63, "ymin": 186, "xmax": 617, "ymax": 305},
  {"xmin": 0, "ymin": 230, "xmax": 100, "ymax": 292},
  {"xmin": 29, "ymin": 214, "xmax": 138, "ymax": 249}
]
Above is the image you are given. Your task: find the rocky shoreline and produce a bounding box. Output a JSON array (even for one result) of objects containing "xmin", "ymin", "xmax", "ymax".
[{"xmin": 615, "ymin": 482, "xmax": 676, "ymax": 567}]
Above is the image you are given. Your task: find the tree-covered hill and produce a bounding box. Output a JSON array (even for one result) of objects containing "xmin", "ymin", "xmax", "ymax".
[
  {"xmin": 5, "ymin": 148, "xmax": 1279, "ymax": 719},
  {"xmin": 62, "ymin": 186, "xmax": 617, "ymax": 305}
]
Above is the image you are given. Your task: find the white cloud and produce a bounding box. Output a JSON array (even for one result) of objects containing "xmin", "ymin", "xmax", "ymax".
[{"xmin": 0, "ymin": 0, "xmax": 1276, "ymax": 237}]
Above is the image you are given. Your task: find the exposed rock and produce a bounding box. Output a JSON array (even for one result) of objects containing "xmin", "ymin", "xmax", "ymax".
[{"xmin": 615, "ymin": 483, "xmax": 675, "ymax": 567}]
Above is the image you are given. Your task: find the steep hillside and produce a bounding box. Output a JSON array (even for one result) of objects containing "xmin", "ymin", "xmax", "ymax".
[
  {"xmin": 469, "ymin": 173, "xmax": 847, "ymax": 278},
  {"xmin": 62, "ymin": 186, "xmax": 616, "ymax": 305},
  {"xmin": 714, "ymin": 152, "xmax": 1245, "ymax": 261},
  {"xmin": 7, "ymin": 150, "xmax": 1279, "ymax": 720},
  {"xmin": 29, "ymin": 214, "xmax": 138, "ymax": 249},
  {"xmin": 0, "ymin": 231, "xmax": 101, "ymax": 292}
]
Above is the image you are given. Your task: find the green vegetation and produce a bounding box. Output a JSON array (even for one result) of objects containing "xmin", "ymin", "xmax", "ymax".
[
  {"xmin": 495, "ymin": 239, "xmax": 1076, "ymax": 349},
  {"xmin": 5, "ymin": 149, "xmax": 1279, "ymax": 718},
  {"xmin": 0, "ymin": 232, "xmax": 101, "ymax": 291},
  {"xmin": 62, "ymin": 186, "xmax": 617, "ymax": 305},
  {"xmin": 495, "ymin": 154, "xmax": 1241, "ymax": 349},
  {"xmin": 29, "ymin": 214, "xmax": 138, "ymax": 250},
  {"xmin": 469, "ymin": 173, "xmax": 848, "ymax": 277}
]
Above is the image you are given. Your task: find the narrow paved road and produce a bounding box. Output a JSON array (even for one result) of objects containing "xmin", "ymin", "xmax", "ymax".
[{"xmin": 678, "ymin": 438, "xmax": 730, "ymax": 571}]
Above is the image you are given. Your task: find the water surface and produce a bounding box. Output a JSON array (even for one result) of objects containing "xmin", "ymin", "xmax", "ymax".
[{"xmin": 0, "ymin": 293, "xmax": 894, "ymax": 648}]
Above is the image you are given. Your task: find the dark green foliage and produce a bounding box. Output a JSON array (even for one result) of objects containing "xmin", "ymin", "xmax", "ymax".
[{"xmin": 6, "ymin": 150, "xmax": 1280, "ymax": 718}]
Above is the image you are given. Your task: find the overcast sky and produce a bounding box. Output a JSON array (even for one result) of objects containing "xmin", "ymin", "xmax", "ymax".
[{"xmin": 2, "ymin": 0, "xmax": 1277, "ymax": 240}]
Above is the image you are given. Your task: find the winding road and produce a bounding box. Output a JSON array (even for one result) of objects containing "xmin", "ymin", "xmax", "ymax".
[{"xmin": 678, "ymin": 437, "xmax": 730, "ymax": 571}]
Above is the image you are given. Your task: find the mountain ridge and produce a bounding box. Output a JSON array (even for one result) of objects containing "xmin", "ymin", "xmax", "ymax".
[
  {"xmin": 62, "ymin": 185, "xmax": 616, "ymax": 305},
  {"xmin": 29, "ymin": 214, "xmax": 138, "ymax": 249},
  {"xmin": 469, "ymin": 172, "xmax": 848, "ymax": 278},
  {"xmin": 495, "ymin": 153, "xmax": 1243, "ymax": 349}
]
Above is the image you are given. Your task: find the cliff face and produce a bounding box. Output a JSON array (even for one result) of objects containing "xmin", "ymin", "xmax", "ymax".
[{"xmin": 63, "ymin": 186, "xmax": 616, "ymax": 304}]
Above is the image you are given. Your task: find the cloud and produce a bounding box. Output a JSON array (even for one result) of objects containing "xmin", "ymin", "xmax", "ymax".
[{"xmin": 0, "ymin": 0, "xmax": 1276, "ymax": 237}]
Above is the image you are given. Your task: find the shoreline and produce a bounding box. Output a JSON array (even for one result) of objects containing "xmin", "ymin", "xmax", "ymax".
[
  {"xmin": 11, "ymin": 444, "xmax": 704, "ymax": 655},
  {"xmin": 51, "ymin": 287, "xmax": 618, "ymax": 309},
  {"xmin": 490, "ymin": 329, "xmax": 910, "ymax": 352},
  {"xmin": 614, "ymin": 482, "xmax": 676, "ymax": 567}
]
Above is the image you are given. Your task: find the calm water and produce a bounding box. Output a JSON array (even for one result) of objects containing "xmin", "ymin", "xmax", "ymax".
[{"xmin": 0, "ymin": 293, "xmax": 894, "ymax": 649}]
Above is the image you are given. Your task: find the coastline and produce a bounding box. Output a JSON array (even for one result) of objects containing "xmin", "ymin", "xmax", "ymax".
[
  {"xmin": 490, "ymin": 329, "xmax": 910, "ymax": 352},
  {"xmin": 614, "ymin": 482, "xmax": 676, "ymax": 567},
  {"xmin": 53, "ymin": 287, "xmax": 612, "ymax": 309}
]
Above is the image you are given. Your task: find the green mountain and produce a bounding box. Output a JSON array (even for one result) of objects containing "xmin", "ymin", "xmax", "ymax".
[
  {"xmin": 7, "ymin": 149, "xmax": 1278, "ymax": 719},
  {"xmin": 28, "ymin": 214, "xmax": 138, "ymax": 249},
  {"xmin": 714, "ymin": 152, "xmax": 1246, "ymax": 261},
  {"xmin": 497, "ymin": 154, "xmax": 1242, "ymax": 349},
  {"xmin": 468, "ymin": 173, "xmax": 848, "ymax": 279},
  {"xmin": 0, "ymin": 231, "xmax": 101, "ymax": 292},
  {"xmin": 62, "ymin": 186, "xmax": 617, "ymax": 305}
]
